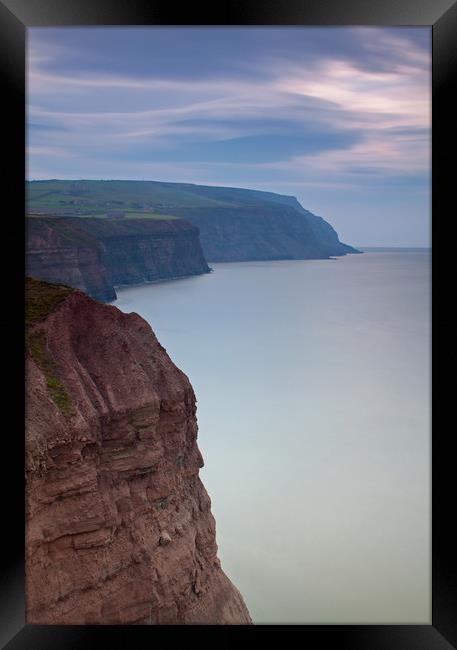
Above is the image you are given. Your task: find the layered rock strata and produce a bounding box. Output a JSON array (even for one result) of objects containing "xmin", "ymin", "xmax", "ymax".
[
  {"xmin": 26, "ymin": 217, "xmax": 115, "ymax": 302},
  {"xmin": 26, "ymin": 278, "xmax": 251, "ymax": 624},
  {"xmin": 27, "ymin": 180, "xmax": 360, "ymax": 267},
  {"xmin": 26, "ymin": 217, "xmax": 210, "ymax": 302}
]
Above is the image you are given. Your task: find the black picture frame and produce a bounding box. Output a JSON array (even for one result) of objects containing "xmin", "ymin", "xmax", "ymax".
[{"xmin": 1, "ymin": 0, "xmax": 454, "ymax": 647}]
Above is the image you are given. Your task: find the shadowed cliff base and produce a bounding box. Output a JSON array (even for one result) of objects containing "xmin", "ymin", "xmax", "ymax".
[{"xmin": 25, "ymin": 277, "xmax": 251, "ymax": 624}]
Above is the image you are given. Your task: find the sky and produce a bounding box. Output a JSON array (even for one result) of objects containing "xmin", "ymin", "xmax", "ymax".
[{"xmin": 27, "ymin": 27, "xmax": 431, "ymax": 247}]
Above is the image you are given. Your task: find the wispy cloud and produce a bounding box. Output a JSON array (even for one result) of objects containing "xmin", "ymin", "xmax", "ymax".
[{"xmin": 26, "ymin": 26, "xmax": 431, "ymax": 245}]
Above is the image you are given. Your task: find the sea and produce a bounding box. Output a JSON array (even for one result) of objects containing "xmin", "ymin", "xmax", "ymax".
[{"xmin": 114, "ymin": 249, "xmax": 431, "ymax": 624}]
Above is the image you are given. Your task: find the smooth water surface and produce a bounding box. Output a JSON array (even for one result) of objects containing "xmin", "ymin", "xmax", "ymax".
[{"xmin": 114, "ymin": 251, "xmax": 431, "ymax": 623}]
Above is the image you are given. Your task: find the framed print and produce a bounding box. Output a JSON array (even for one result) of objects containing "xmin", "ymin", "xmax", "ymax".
[{"xmin": 1, "ymin": 0, "xmax": 455, "ymax": 647}]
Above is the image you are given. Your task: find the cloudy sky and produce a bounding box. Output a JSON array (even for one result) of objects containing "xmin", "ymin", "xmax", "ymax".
[{"xmin": 27, "ymin": 27, "xmax": 431, "ymax": 246}]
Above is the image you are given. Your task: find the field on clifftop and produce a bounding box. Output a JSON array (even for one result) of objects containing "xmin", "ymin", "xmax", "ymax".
[{"xmin": 27, "ymin": 179, "xmax": 234, "ymax": 217}]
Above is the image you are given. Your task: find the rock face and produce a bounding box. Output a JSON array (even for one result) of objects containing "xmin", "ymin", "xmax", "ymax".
[
  {"xmin": 26, "ymin": 217, "xmax": 210, "ymax": 302},
  {"xmin": 172, "ymin": 203, "xmax": 356, "ymax": 262},
  {"xmin": 253, "ymin": 192, "xmax": 359, "ymax": 258},
  {"xmin": 26, "ymin": 217, "xmax": 115, "ymax": 302},
  {"xmin": 27, "ymin": 179, "xmax": 360, "ymax": 265},
  {"xmin": 72, "ymin": 217, "xmax": 210, "ymax": 288},
  {"xmin": 169, "ymin": 185, "xmax": 360, "ymax": 261},
  {"xmin": 25, "ymin": 278, "xmax": 251, "ymax": 624}
]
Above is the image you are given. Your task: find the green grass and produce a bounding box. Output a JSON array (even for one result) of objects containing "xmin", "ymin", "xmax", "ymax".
[
  {"xmin": 26, "ymin": 179, "xmax": 235, "ymax": 216},
  {"xmin": 26, "ymin": 277, "xmax": 75, "ymax": 416},
  {"xmin": 122, "ymin": 212, "xmax": 179, "ymax": 220},
  {"xmin": 27, "ymin": 330, "xmax": 73, "ymax": 416},
  {"xmin": 26, "ymin": 277, "xmax": 74, "ymax": 325},
  {"xmin": 77, "ymin": 211, "xmax": 179, "ymax": 220}
]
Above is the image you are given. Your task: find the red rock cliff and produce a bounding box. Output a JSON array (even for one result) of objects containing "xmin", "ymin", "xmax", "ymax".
[{"xmin": 25, "ymin": 278, "xmax": 251, "ymax": 624}]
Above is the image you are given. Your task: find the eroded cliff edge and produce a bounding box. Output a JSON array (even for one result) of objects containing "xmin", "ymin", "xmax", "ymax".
[
  {"xmin": 27, "ymin": 180, "xmax": 360, "ymax": 267},
  {"xmin": 26, "ymin": 277, "xmax": 251, "ymax": 624},
  {"xmin": 26, "ymin": 217, "xmax": 210, "ymax": 303}
]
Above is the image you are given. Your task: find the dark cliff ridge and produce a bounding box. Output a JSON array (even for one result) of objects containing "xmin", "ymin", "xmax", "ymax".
[
  {"xmin": 171, "ymin": 202, "xmax": 356, "ymax": 262},
  {"xmin": 27, "ymin": 179, "xmax": 360, "ymax": 265},
  {"xmin": 25, "ymin": 277, "xmax": 252, "ymax": 624},
  {"xmin": 170, "ymin": 185, "xmax": 360, "ymax": 261},
  {"xmin": 26, "ymin": 217, "xmax": 210, "ymax": 302}
]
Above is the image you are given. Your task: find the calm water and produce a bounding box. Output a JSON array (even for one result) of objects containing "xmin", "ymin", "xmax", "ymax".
[{"xmin": 114, "ymin": 251, "xmax": 431, "ymax": 624}]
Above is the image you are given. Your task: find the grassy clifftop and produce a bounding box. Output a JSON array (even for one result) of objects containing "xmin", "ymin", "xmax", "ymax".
[
  {"xmin": 27, "ymin": 179, "xmax": 359, "ymax": 260},
  {"xmin": 26, "ymin": 277, "xmax": 75, "ymax": 416},
  {"xmin": 26, "ymin": 179, "xmax": 307, "ymax": 215},
  {"xmin": 26, "ymin": 277, "xmax": 74, "ymax": 325},
  {"xmin": 27, "ymin": 179, "xmax": 233, "ymax": 217}
]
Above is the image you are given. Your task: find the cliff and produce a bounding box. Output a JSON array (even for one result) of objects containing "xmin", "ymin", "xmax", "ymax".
[
  {"xmin": 245, "ymin": 191, "xmax": 359, "ymax": 257},
  {"xmin": 27, "ymin": 179, "xmax": 360, "ymax": 263},
  {"xmin": 26, "ymin": 217, "xmax": 210, "ymax": 302},
  {"xmin": 72, "ymin": 217, "xmax": 210, "ymax": 288},
  {"xmin": 25, "ymin": 278, "xmax": 251, "ymax": 624},
  {"xmin": 171, "ymin": 203, "xmax": 355, "ymax": 262},
  {"xmin": 169, "ymin": 184, "xmax": 360, "ymax": 261},
  {"xmin": 26, "ymin": 217, "xmax": 115, "ymax": 302}
]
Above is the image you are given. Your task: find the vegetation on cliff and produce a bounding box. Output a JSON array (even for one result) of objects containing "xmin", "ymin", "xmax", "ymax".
[
  {"xmin": 26, "ymin": 277, "xmax": 74, "ymax": 325},
  {"xmin": 27, "ymin": 330, "xmax": 73, "ymax": 416},
  {"xmin": 25, "ymin": 278, "xmax": 251, "ymax": 624},
  {"xmin": 27, "ymin": 179, "xmax": 359, "ymax": 261},
  {"xmin": 26, "ymin": 277, "xmax": 74, "ymax": 416}
]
